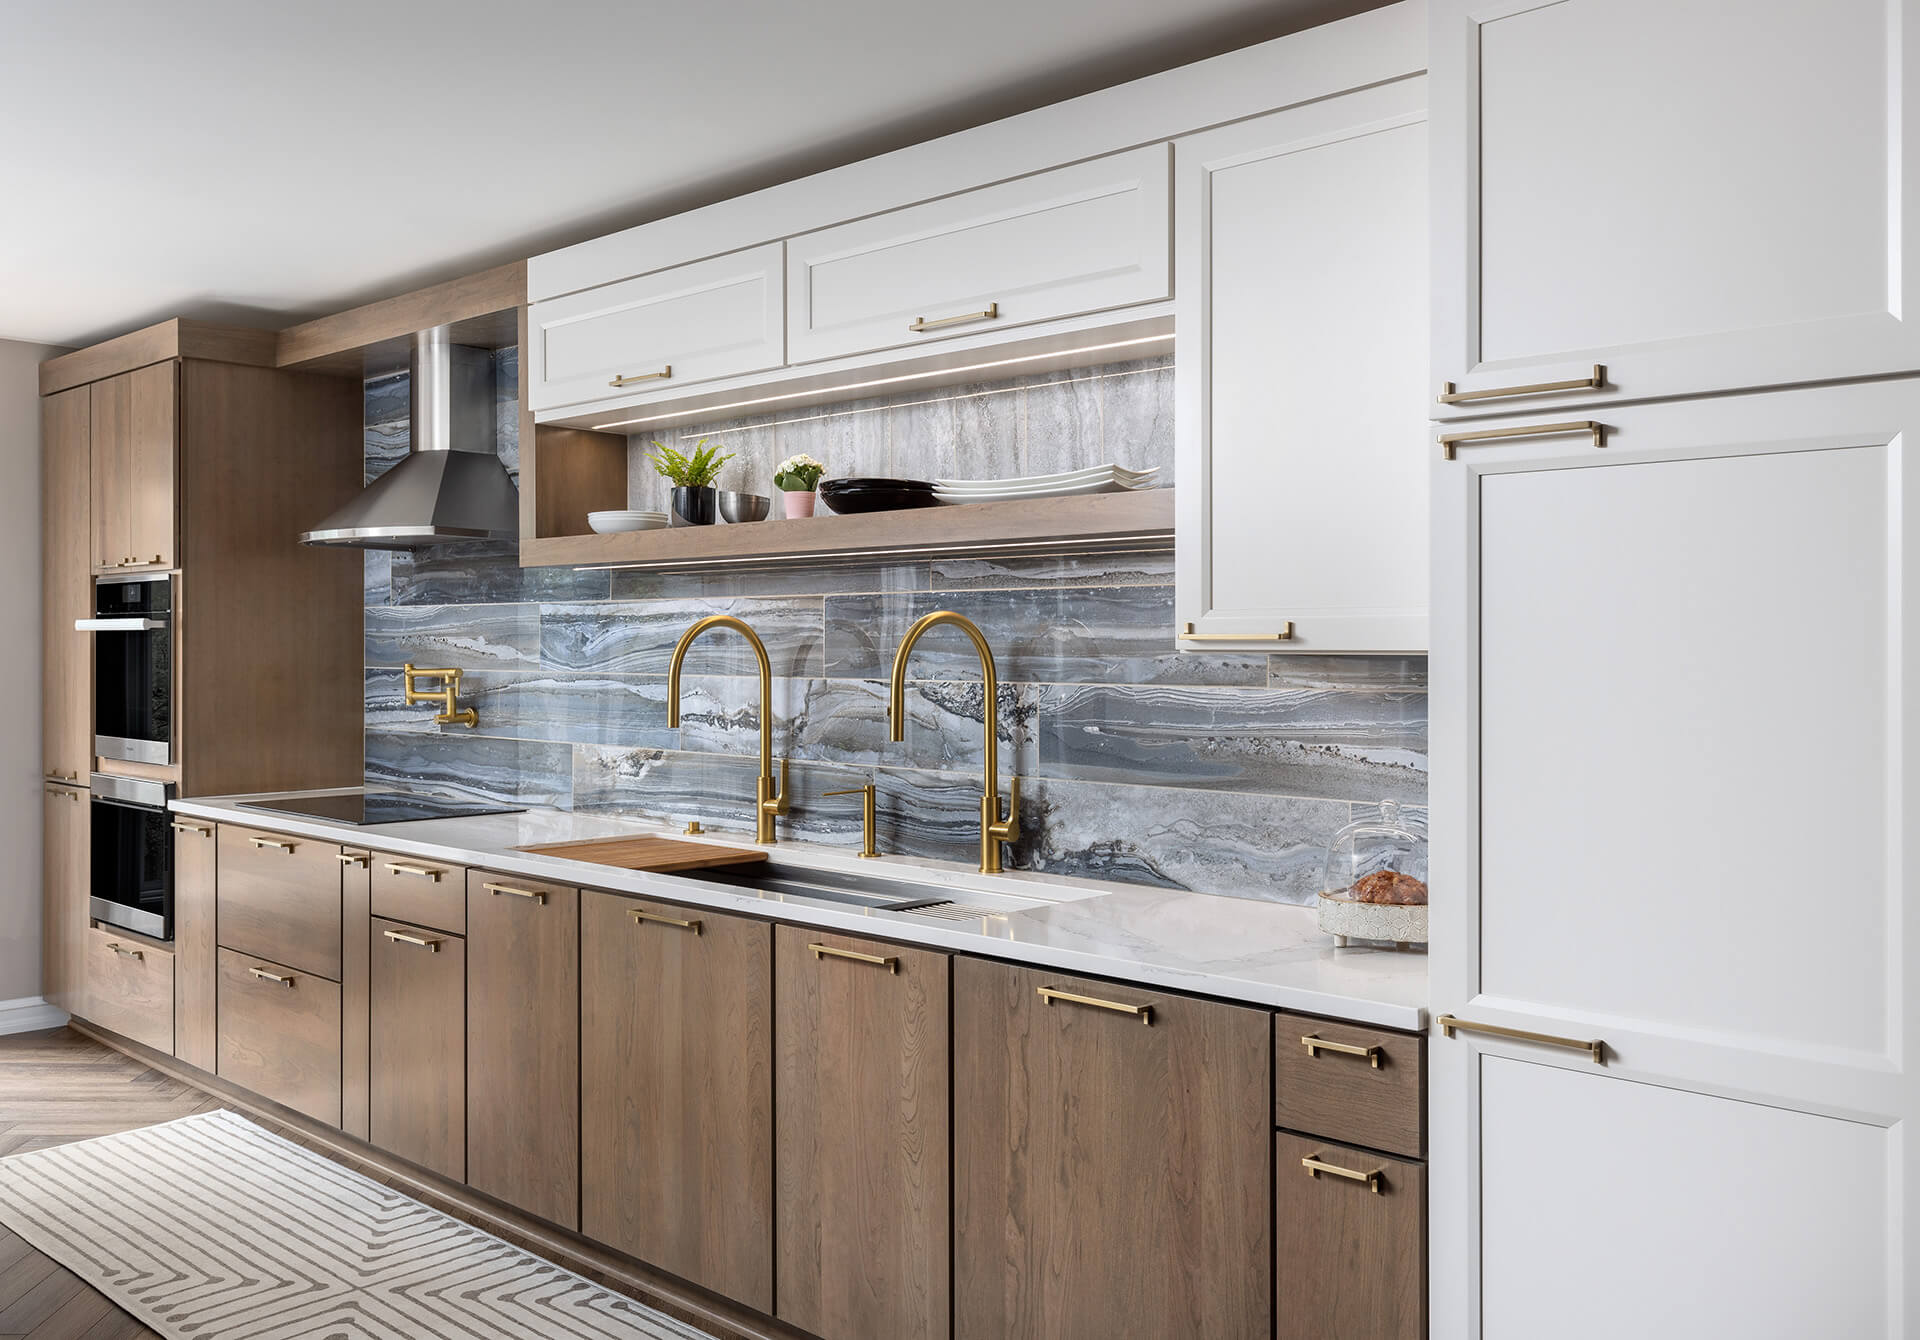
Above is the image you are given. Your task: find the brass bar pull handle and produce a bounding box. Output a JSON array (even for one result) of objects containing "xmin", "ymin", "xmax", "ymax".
[
  {"xmin": 1437, "ymin": 364, "xmax": 1605, "ymax": 405},
  {"xmin": 43, "ymin": 771, "xmax": 78, "ymax": 783},
  {"xmin": 384, "ymin": 862, "xmax": 443, "ymax": 882},
  {"xmin": 1437, "ymin": 1014, "xmax": 1605, "ymax": 1065},
  {"xmin": 1037, "ymin": 986, "xmax": 1153, "ymax": 1025},
  {"xmin": 485, "ymin": 881, "xmax": 547, "ymax": 904},
  {"xmin": 909, "ymin": 303, "xmax": 999, "ymax": 333},
  {"xmin": 1302, "ymin": 1155, "xmax": 1383, "ymax": 1194},
  {"xmin": 337, "ymin": 853, "xmax": 368, "ymax": 868},
  {"xmin": 1301, "ymin": 1034, "xmax": 1383, "ymax": 1068},
  {"xmin": 810, "ymin": 943, "xmax": 898, "ymax": 973},
  {"xmin": 44, "ymin": 785, "xmax": 77, "ymax": 800},
  {"xmin": 107, "ymin": 943, "xmax": 143, "ymax": 961},
  {"xmin": 170, "ymin": 820, "xmax": 211, "ymax": 836},
  {"xmin": 1437, "ymin": 420, "xmax": 1605, "ymax": 461},
  {"xmin": 609, "ymin": 366, "xmax": 672, "ymax": 387},
  {"xmin": 383, "ymin": 930, "xmax": 441, "ymax": 951},
  {"xmin": 248, "ymin": 966, "xmax": 293, "ymax": 986},
  {"xmin": 249, "ymin": 837, "xmax": 296, "ymax": 852},
  {"xmin": 1181, "ymin": 621, "xmax": 1294, "ymax": 642},
  {"xmin": 631, "ymin": 909, "xmax": 702, "ymax": 934}
]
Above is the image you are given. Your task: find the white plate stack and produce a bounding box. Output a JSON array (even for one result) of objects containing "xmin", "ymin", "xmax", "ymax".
[
  {"xmin": 587, "ymin": 510, "xmax": 671, "ymax": 534},
  {"xmin": 932, "ymin": 463, "xmax": 1160, "ymax": 503}
]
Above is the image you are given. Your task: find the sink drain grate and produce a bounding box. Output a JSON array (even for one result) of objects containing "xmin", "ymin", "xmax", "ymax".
[{"xmin": 898, "ymin": 901, "xmax": 1004, "ymax": 920}]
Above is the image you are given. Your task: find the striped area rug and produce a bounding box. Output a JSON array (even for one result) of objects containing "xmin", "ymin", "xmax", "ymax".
[{"xmin": 0, "ymin": 1109, "xmax": 715, "ymax": 1339}]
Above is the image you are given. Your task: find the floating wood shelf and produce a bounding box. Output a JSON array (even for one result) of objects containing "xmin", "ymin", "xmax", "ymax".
[{"xmin": 518, "ymin": 488, "xmax": 1175, "ymax": 570}]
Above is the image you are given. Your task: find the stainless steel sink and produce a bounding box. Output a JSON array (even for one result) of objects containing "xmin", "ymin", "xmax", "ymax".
[{"xmin": 678, "ymin": 861, "xmax": 956, "ymax": 911}]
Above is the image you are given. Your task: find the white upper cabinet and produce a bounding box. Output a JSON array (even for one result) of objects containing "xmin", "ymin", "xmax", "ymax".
[
  {"xmin": 785, "ymin": 145, "xmax": 1171, "ymax": 365},
  {"xmin": 529, "ymin": 243, "xmax": 785, "ymax": 413},
  {"xmin": 1175, "ymin": 79, "xmax": 1429, "ymax": 654},
  {"xmin": 1432, "ymin": 0, "xmax": 1920, "ymax": 417}
]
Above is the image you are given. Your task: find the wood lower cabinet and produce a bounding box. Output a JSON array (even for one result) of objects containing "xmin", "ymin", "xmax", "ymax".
[
  {"xmin": 170, "ymin": 815, "xmax": 217, "ymax": 1071},
  {"xmin": 954, "ymin": 958, "xmax": 1272, "ymax": 1340},
  {"xmin": 216, "ymin": 948, "xmax": 341, "ymax": 1125},
  {"xmin": 84, "ymin": 928, "xmax": 173, "ymax": 1055},
  {"xmin": 466, "ymin": 870, "xmax": 578, "ymax": 1228},
  {"xmin": 370, "ymin": 918, "xmax": 465, "ymax": 1181},
  {"xmin": 774, "ymin": 928, "xmax": 949, "ymax": 1340},
  {"xmin": 1275, "ymin": 1132, "xmax": 1424, "ymax": 1340},
  {"xmin": 40, "ymin": 782, "xmax": 86, "ymax": 1017},
  {"xmin": 581, "ymin": 893, "xmax": 772, "ymax": 1312}
]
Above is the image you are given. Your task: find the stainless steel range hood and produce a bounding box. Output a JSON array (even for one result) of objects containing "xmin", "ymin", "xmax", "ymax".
[{"xmin": 301, "ymin": 327, "xmax": 520, "ymax": 549}]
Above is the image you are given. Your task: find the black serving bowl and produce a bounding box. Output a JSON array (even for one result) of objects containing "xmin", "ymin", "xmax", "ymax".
[{"xmin": 817, "ymin": 477, "xmax": 941, "ymax": 514}]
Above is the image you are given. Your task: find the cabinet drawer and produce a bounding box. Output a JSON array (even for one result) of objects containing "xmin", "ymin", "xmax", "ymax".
[
  {"xmin": 84, "ymin": 928, "xmax": 173, "ymax": 1055},
  {"xmin": 1275, "ymin": 1131, "xmax": 1424, "ymax": 1340},
  {"xmin": 216, "ymin": 825, "xmax": 343, "ymax": 980},
  {"xmin": 371, "ymin": 853, "xmax": 466, "ymax": 933},
  {"xmin": 1274, "ymin": 1011, "xmax": 1423, "ymax": 1158},
  {"xmin": 530, "ymin": 242, "xmax": 785, "ymax": 411},
  {"xmin": 216, "ymin": 947, "xmax": 342, "ymax": 1127},
  {"xmin": 787, "ymin": 145, "xmax": 1170, "ymax": 364}
]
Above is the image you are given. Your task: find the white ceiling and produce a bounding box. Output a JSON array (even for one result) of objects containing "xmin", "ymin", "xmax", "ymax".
[{"xmin": 0, "ymin": 0, "xmax": 1376, "ymax": 349}]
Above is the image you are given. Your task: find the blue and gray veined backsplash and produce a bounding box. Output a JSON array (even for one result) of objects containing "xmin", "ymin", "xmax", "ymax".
[{"xmin": 364, "ymin": 349, "xmax": 1427, "ymax": 905}]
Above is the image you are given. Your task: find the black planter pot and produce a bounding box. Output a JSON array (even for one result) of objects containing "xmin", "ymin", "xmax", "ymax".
[{"xmin": 670, "ymin": 486, "xmax": 718, "ymax": 526}]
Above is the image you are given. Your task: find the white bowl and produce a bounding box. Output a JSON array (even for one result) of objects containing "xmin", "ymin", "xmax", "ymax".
[{"xmin": 587, "ymin": 511, "xmax": 670, "ymax": 534}]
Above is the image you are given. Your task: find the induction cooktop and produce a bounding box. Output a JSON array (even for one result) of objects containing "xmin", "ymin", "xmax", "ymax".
[{"xmin": 236, "ymin": 792, "xmax": 525, "ymax": 826}]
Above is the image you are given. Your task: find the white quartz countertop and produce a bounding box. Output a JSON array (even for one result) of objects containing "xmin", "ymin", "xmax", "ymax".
[{"xmin": 174, "ymin": 790, "xmax": 1429, "ymax": 1030}]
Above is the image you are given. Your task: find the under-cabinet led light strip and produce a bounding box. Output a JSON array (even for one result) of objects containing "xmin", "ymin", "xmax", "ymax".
[{"xmin": 569, "ymin": 529, "xmax": 1172, "ymax": 573}]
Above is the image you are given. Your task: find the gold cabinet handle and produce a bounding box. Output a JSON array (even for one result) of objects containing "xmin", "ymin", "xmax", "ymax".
[
  {"xmin": 1437, "ymin": 1013, "xmax": 1605, "ymax": 1065},
  {"xmin": 1437, "ymin": 364, "xmax": 1605, "ymax": 405},
  {"xmin": 107, "ymin": 942, "xmax": 143, "ymax": 961},
  {"xmin": 609, "ymin": 366, "xmax": 671, "ymax": 387},
  {"xmin": 1301, "ymin": 1033, "xmax": 1383, "ymax": 1068},
  {"xmin": 1437, "ymin": 420, "xmax": 1605, "ymax": 460},
  {"xmin": 248, "ymin": 966, "xmax": 293, "ymax": 986},
  {"xmin": 1302, "ymin": 1154, "xmax": 1383, "ymax": 1194},
  {"xmin": 170, "ymin": 820, "xmax": 211, "ymax": 836},
  {"xmin": 43, "ymin": 771, "xmax": 78, "ymax": 783},
  {"xmin": 485, "ymin": 881, "xmax": 547, "ymax": 904},
  {"xmin": 1037, "ymin": 985, "xmax": 1152, "ymax": 1025},
  {"xmin": 630, "ymin": 909, "xmax": 702, "ymax": 934},
  {"xmin": 384, "ymin": 862, "xmax": 444, "ymax": 882},
  {"xmin": 44, "ymin": 785, "xmax": 77, "ymax": 800},
  {"xmin": 337, "ymin": 853, "xmax": 368, "ymax": 868},
  {"xmin": 1180, "ymin": 621, "xmax": 1294, "ymax": 642},
  {"xmin": 909, "ymin": 303, "xmax": 999, "ymax": 333},
  {"xmin": 382, "ymin": 929, "xmax": 441, "ymax": 951},
  {"xmin": 810, "ymin": 943, "xmax": 897, "ymax": 973},
  {"xmin": 249, "ymin": 837, "xmax": 296, "ymax": 852}
]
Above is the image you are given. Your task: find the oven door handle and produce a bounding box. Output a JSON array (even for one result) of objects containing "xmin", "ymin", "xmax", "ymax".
[{"xmin": 75, "ymin": 618, "xmax": 168, "ymax": 632}]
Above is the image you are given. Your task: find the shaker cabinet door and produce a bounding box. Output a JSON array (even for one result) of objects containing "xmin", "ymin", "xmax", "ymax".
[{"xmin": 1432, "ymin": 0, "xmax": 1920, "ymax": 415}]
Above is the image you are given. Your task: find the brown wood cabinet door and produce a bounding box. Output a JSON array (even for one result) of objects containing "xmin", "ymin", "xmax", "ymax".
[
  {"xmin": 1274, "ymin": 1132, "xmax": 1425, "ymax": 1340},
  {"xmin": 775, "ymin": 928, "xmax": 950, "ymax": 1340},
  {"xmin": 466, "ymin": 871, "xmax": 579, "ymax": 1229},
  {"xmin": 954, "ymin": 959, "xmax": 1272, "ymax": 1340},
  {"xmin": 89, "ymin": 372, "xmax": 129, "ymax": 570},
  {"xmin": 41, "ymin": 386, "xmax": 90, "ymax": 784},
  {"xmin": 126, "ymin": 362, "xmax": 177, "ymax": 569},
  {"xmin": 216, "ymin": 947, "xmax": 341, "ymax": 1126},
  {"xmin": 370, "ymin": 919, "xmax": 465, "ymax": 1181},
  {"xmin": 581, "ymin": 892, "xmax": 772, "ymax": 1312},
  {"xmin": 84, "ymin": 928, "xmax": 173, "ymax": 1054},
  {"xmin": 171, "ymin": 816, "xmax": 217, "ymax": 1071},
  {"xmin": 40, "ymin": 782, "xmax": 87, "ymax": 1016}
]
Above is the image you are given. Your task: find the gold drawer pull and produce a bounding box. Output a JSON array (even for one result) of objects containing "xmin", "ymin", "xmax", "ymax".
[
  {"xmin": 1438, "ymin": 1013, "xmax": 1605, "ymax": 1065},
  {"xmin": 170, "ymin": 820, "xmax": 211, "ymax": 836},
  {"xmin": 248, "ymin": 966, "xmax": 293, "ymax": 986},
  {"xmin": 485, "ymin": 881, "xmax": 547, "ymax": 904},
  {"xmin": 909, "ymin": 303, "xmax": 999, "ymax": 333},
  {"xmin": 107, "ymin": 943, "xmax": 143, "ymax": 961},
  {"xmin": 43, "ymin": 771, "xmax": 78, "ymax": 783},
  {"xmin": 1302, "ymin": 1154, "xmax": 1382, "ymax": 1194},
  {"xmin": 1037, "ymin": 986, "xmax": 1152, "ymax": 1025},
  {"xmin": 1301, "ymin": 1033, "xmax": 1383, "ymax": 1068},
  {"xmin": 337, "ymin": 853, "xmax": 368, "ymax": 868},
  {"xmin": 383, "ymin": 929, "xmax": 441, "ymax": 951},
  {"xmin": 44, "ymin": 785, "xmax": 77, "ymax": 800},
  {"xmin": 1437, "ymin": 420, "xmax": 1605, "ymax": 460},
  {"xmin": 1181, "ymin": 621, "xmax": 1293, "ymax": 642},
  {"xmin": 609, "ymin": 366, "xmax": 671, "ymax": 387},
  {"xmin": 810, "ymin": 943, "xmax": 897, "ymax": 973},
  {"xmin": 1437, "ymin": 364, "xmax": 1605, "ymax": 405},
  {"xmin": 249, "ymin": 837, "xmax": 296, "ymax": 852},
  {"xmin": 631, "ymin": 909, "xmax": 702, "ymax": 934},
  {"xmin": 384, "ymin": 862, "xmax": 444, "ymax": 881}
]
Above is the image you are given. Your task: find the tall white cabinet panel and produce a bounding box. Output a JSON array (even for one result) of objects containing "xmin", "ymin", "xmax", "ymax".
[
  {"xmin": 1175, "ymin": 78, "xmax": 1428, "ymax": 653},
  {"xmin": 1429, "ymin": 382, "xmax": 1918, "ymax": 1338},
  {"xmin": 1432, "ymin": 0, "xmax": 1920, "ymax": 416},
  {"xmin": 786, "ymin": 145, "xmax": 1170, "ymax": 365}
]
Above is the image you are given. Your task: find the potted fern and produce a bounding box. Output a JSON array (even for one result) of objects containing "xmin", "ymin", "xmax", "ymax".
[
  {"xmin": 774, "ymin": 452, "xmax": 827, "ymax": 518},
  {"xmin": 645, "ymin": 439, "xmax": 735, "ymax": 526}
]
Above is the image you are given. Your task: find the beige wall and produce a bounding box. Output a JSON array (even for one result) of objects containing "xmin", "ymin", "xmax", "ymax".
[{"xmin": 0, "ymin": 340, "xmax": 63, "ymax": 1003}]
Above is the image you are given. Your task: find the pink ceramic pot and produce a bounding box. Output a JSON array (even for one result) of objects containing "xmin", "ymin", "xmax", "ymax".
[{"xmin": 784, "ymin": 490, "xmax": 817, "ymax": 519}]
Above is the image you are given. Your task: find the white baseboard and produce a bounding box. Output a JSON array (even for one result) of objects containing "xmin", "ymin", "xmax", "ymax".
[{"xmin": 0, "ymin": 996, "xmax": 70, "ymax": 1036}]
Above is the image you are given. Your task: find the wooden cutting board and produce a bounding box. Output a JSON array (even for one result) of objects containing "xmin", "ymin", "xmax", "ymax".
[{"xmin": 513, "ymin": 834, "xmax": 767, "ymax": 874}]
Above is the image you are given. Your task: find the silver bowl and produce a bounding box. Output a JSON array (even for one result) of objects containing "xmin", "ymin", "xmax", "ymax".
[{"xmin": 717, "ymin": 491, "xmax": 771, "ymax": 523}]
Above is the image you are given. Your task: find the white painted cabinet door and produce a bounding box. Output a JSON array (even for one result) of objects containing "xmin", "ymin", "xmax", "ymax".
[
  {"xmin": 1432, "ymin": 0, "xmax": 1920, "ymax": 417},
  {"xmin": 1174, "ymin": 79, "xmax": 1428, "ymax": 654},
  {"xmin": 529, "ymin": 243, "xmax": 784, "ymax": 413},
  {"xmin": 1429, "ymin": 382, "xmax": 1919, "ymax": 1338},
  {"xmin": 786, "ymin": 145, "xmax": 1169, "ymax": 365}
]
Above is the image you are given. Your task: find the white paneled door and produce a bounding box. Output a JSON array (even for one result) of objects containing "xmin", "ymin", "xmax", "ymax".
[
  {"xmin": 1432, "ymin": 0, "xmax": 1920, "ymax": 416},
  {"xmin": 1429, "ymin": 381, "xmax": 1916, "ymax": 1338}
]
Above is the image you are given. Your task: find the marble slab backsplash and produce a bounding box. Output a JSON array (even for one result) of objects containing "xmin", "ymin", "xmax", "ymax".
[{"xmin": 364, "ymin": 350, "xmax": 1428, "ymax": 905}]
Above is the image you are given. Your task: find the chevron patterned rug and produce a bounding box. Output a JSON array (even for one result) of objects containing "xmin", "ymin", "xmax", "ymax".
[{"xmin": 0, "ymin": 1109, "xmax": 716, "ymax": 1339}]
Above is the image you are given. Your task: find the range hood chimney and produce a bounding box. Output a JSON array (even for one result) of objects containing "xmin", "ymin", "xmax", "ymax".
[{"xmin": 300, "ymin": 327, "xmax": 520, "ymax": 549}]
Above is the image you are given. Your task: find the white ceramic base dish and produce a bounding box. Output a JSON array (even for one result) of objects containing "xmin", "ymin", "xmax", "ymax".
[{"xmin": 1317, "ymin": 892, "xmax": 1429, "ymax": 947}]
